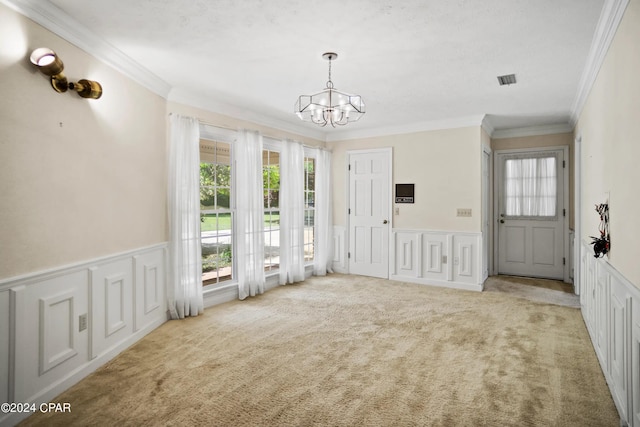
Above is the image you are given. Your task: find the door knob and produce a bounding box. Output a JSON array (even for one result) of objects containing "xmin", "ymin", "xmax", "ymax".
[
  {"xmin": 383, "ymin": 219, "xmax": 388, "ymax": 224},
  {"xmin": 500, "ymin": 219, "xmax": 505, "ymax": 224}
]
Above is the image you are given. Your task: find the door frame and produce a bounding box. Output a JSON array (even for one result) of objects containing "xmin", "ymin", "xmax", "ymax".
[
  {"xmin": 492, "ymin": 145, "xmax": 570, "ymax": 282},
  {"xmin": 482, "ymin": 145, "xmax": 493, "ymax": 280},
  {"xmin": 345, "ymin": 147, "xmax": 393, "ymax": 278}
]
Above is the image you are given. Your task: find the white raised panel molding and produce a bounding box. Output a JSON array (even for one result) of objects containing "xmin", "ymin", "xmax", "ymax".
[
  {"xmin": 632, "ymin": 298, "xmax": 640, "ymax": 427},
  {"xmin": 11, "ymin": 271, "xmax": 89, "ymax": 405},
  {"xmin": 133, "ymin": 248, "xmax": 166, "ymax": 332},
  {"xmin": 579, "ymin": 240, "xmax": 640, "ymax": 427},
  {"xmin": 0, "ymin": 243, "xmax": 168, "ymax": 427},
  {"xmin": 332, "ymin": 226, "xmax": 347, "ymax": 273},
  {"xmin": 39, "ymin": 291, "xmax": 78, "ymax": 375},
  {"xmin": 90, "ymin": 259, "xmax": 133, "ymax": 359},
  {"xmin": 391, "ymin": 229, "xmax": 482, "ymax": 292},
  {"xmin": 0, "ymin": 290, "xmax": 9, "ymax": 406}
]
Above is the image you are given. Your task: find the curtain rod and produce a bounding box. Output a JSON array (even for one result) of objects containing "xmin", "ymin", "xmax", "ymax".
[{"xmin": 169, "ymin": 113, "xmax": 331, "ymax": 152}]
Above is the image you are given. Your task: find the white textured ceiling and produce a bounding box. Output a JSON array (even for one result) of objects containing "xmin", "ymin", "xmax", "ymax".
[{"xmin": 42, "ymin": 0, "xmax": 604, "ymax": 139}]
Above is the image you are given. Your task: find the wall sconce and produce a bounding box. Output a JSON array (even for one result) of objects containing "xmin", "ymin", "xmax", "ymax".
[{"xmin": 30, "ymin": 47, "xmax": 103, "ymax": 99}]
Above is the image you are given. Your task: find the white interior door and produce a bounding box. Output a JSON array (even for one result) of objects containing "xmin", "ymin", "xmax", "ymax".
[
  {"xmin": 348, "ymin": 149, "xmax": 391, "ymax": 278},
  {"xmin": 496, "ymin": 149, "xmax": 565, "ymax": 279}
]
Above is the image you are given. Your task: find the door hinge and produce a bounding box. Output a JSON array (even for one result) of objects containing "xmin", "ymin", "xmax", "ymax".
[
  {"xmin": 563, "ymin": 208, "xmax": 566, "ymax": 217},
  {"xmin": 563, "ymin": 257, "xmax": 566, "ymax": 265},
  {"xmin": 348, "ymin": 164, "xmax": 351, "ymax": 171},
  {"xmin": 563, "ymin": 160, "xmax": 566, "ymax": 168},
  {"xmin": 348, "ymin": 208, "xmax": 351, "ymax": 214},
  {"xmin": 348, "ymin": 252, "xmax": 351, "ymax": 259}
]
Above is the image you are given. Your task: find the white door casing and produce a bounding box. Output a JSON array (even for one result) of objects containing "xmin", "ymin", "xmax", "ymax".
[
  {"xmin": 496, "ymin": 148, "xmax": 566, "ymax": 280},
  {"xmin": 482, "ymin": 148, "xmax": 491, "ymax": 281},
  {"xmin": 348, "ymin": 149, "xmax": 392, "ymax": 278}
]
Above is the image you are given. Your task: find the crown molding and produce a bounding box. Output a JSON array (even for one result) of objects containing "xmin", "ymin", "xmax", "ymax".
[
  {"xmin": 169, "ymin": 88, "xmax": 327, "ymax": 142},
  {"xmin": 481, "ymin": 115, "xmax": 495, "ymax": 137},
  {"xmin": 491, "ymin": 123, "xmax": 573, "ymax": 140},
  {"xmin": 2, "ymin": 0, "xmax": 171, "ymax": 98},
  {"xmin": 325, "ymin": 115, "xmax": 487, "ymax": 142},
  {"xmin": 570, "ymin": 0, "xmax": 629, "ymax": 127}
]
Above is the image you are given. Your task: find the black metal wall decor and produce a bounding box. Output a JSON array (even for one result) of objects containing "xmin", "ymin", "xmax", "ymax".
[{"xmin": 590, "ymin": 203, "xmax": 610, "ymax": 258}]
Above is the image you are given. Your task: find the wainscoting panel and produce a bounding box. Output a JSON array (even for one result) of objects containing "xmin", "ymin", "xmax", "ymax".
[
  {"xmin": 12, "ymin": 270, "xmax": 89, "ymax": 404},
  {"xmin": 0, "ymin": 290, "xmax": 10, "ymax": 406},
  {"xmin": 580, "ymin": 240, "xmax": 640, "ymax": 426},
  {"xmin": 332, "ymin": 226, "xmax": 347, "ymax": 273},
  {"xmin": 391, "ymin": 230, "xmax": 482, "ymax": 291},
  {"xmin": 90, "ymin": 259, "xmax": 133, "ymax": 359},
  {"xmin": 0, "ymin": 244, "xmax": 168, "ymax": 427},
  {"xmin": 133, "ymin": 248, "xmax": 166, "ymax": 332}
]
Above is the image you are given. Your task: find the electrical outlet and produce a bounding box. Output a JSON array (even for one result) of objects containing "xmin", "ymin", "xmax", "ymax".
[
  {"xmin": 394, "ymin": 207, "xmax": 400, "ymax": 215},
  {"xmin": 442, "ymin": 255, "xmax": 447, "ymax": 264},
  {"xmin": 454, "ymin": 257, "xmax": 460, "ymax": 265},
  {"xmin": 456, "ymin": 208, "xmax": 472, "ymax": 217},
  {"xmin": 79, "ymin": 314, "xmax": 88, "ymax": 332}
]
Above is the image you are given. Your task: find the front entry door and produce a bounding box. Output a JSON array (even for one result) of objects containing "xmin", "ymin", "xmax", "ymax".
[
  {"xmin": 348, "ymin": 149, "xmax": 391, "ymax": 278},
  {"xmin": 496, "ymin": 149, "xmax": 565, "ymax": 279}
]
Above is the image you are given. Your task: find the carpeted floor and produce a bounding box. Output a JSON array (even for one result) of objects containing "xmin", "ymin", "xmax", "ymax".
[
  {"xmin": 483, "ymin": 275, "xmax": 580, "ymax": 308},
  {"xmin": 21, "ymin": 274, "xmax": 618, "ymax": 426}
]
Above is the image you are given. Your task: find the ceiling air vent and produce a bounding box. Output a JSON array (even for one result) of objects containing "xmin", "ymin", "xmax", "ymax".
[{"xmin": 497, "ymin": 74, "xmax": 517, "ymax": 86}]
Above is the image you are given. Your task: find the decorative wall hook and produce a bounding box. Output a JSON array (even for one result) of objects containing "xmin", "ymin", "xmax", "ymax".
[{"xmin": 590, "ymin": 203, "xmax": 610, "ymax": 258}]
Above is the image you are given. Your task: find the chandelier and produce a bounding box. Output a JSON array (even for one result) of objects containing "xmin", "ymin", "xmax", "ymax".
[{"xmin": 294, "ymin": 52, "xmax": 365, "ymax": 127}]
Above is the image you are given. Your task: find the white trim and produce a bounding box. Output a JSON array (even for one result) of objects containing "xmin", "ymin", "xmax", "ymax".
[
  {"xmin": 327, "ymin": 115, "xmax": 486, "ymax": 142},
  {"xmin": 574, "ymin": 135, "xmax": 582, "ymax": 295},
  {"xmin": 570, "ymin": 0, "xmax": 630, "ymax": 126},
  {"xmin": 491, "ymin": 123, "xmax": 573, "ymax": 140},
  {"xmin": 0, "ymin": 243, "xmax": 167, "ymax": 289}
]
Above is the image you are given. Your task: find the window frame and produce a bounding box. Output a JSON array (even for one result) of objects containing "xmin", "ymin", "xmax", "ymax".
[{"xmin": 199, "ymin": 125, "xmax": 237, "ymax": 290}]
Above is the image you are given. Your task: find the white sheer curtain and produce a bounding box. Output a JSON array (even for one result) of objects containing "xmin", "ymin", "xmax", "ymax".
[
  {"xmin": 167, "ymin": 114, "xmax": 204, "ymax": 319},
  {"xmin": 235, "ymin": 129, "xmax": 265, "ymax": 299},
  {"xmin": 279, "ymin": 140, "xmax": 306, "ymax": 284},
  {"xmin": 505, "ymin": 155, "xmax": 557, "ymax": 217},
  {"xmin": 313, "ymin": 148, "xmax": 333, "ymax": 276}
]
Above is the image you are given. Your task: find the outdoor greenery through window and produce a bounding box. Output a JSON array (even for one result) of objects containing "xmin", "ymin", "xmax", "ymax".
[
  {"xmin": 304, "ymin": 156, "xmax": 315, "ymax": 262},
  {"xmin": 200, "ymin": 140, "xmax": 233, "ymax": 286},
  {"xmin": 263, "ymin": 149, "xmax": 280, "ymax": 272}
]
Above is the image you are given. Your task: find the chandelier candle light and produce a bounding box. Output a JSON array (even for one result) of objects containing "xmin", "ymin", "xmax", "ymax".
[{"xmin": 295, "ymin": 52, "xmax": 365, "ymax": 127}]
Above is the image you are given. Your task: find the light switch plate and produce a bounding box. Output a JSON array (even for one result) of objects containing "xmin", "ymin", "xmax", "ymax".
[{"xmin": 457, "ymin": 208, "xmax": 472, "ymax": 217}]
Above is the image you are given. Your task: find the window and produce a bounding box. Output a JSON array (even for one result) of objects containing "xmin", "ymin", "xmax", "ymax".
[
  {"xmin": 504, "ymin": 155, "xmax": 557, "ymax": 217},
  {"xmin": 200, "ymin": 140, "xmax": 233, "ymax": 286},
  {"xmin": 304, "ymin": 156, "xmax": 315, "ymax": 262},
  {"xmin": 263, "ymin": 148, "xmax": 280, "ymax": 272}
]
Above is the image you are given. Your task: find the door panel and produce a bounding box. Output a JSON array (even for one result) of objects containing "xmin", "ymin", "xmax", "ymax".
[
  {"xmin": 349, "ymin": 150, "xmax": 391, "ymax": 278},
  {"xmin": 497, "ymin": 149, "xmax": 565, "ymax": 279}
]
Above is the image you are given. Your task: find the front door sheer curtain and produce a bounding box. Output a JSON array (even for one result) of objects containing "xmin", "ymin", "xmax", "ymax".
[
  {"xmin": 279, "ymin": 140, "xmax": 305, "ymax": 284},
  {"xmin": 167, "ymin": 114, "xmax": 204, "ymax": 319},
  {"xmin": 236, "ymin": 129, "xmax": 266, "ymax": 299},
  {"xmin": 314, "ymin": 148, "xmax": 333, "ymax": 276}
]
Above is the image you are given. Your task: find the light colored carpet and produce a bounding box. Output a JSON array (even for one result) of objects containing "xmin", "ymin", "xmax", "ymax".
[
  {"xmin": 484, "ymin": 275, "xmax": 581, "ymax": 308},
  {"xmin": 21, "ymin": 274, "xmax": 618, "ymax": 426}
]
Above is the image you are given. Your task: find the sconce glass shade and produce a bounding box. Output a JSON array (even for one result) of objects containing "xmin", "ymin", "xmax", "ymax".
[
  {"xmin": 30, "ymin": 48, "xmax": 64, "ymax": 76},
  {"xmin": 30, "ymin": 47, "xmax": 68, "ymax": 93}
]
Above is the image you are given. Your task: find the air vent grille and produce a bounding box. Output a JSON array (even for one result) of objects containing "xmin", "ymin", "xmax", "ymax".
[{"xmin": 497, "ymin": 74, "xmax": 517, "ymax": 86}]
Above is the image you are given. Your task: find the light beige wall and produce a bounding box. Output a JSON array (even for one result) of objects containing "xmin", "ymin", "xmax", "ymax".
[
  {"xmin": 167, "ymin": 102, "xmax": 325, "ymax": 147},
  {"xmin": 575, "ymin": 0, "xmax": 640, "ymax": 287},
  {"xmin": 0, "ymin": 4, "xmax": 167, "ymax": 279},
  {"xmin": 491, "ymin": 132, "xmax": 574, "ymax": 229},
  {"xmin": 328, "ymin": 126, "xmax": 483, "ymax": 232}
]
